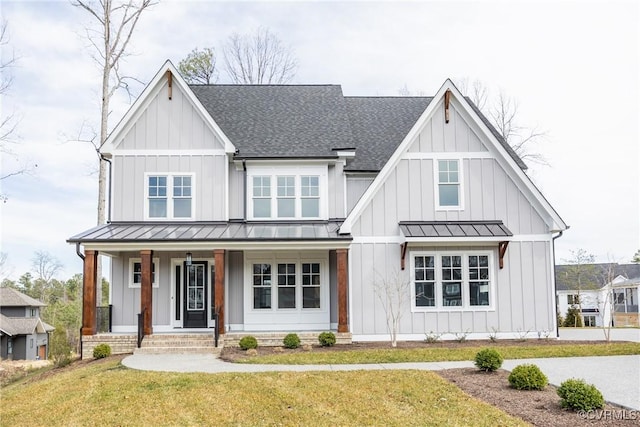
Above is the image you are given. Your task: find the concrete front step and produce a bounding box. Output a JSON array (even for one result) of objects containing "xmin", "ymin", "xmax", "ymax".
[
  {"xmin": 133, "ymin": 333, "xmax": 224, "ymax": 355},
  {"xmin": 134, "ymin": 346, "xmax": 222, "ymax": 355}
]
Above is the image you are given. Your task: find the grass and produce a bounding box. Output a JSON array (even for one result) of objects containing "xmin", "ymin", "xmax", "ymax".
[
  {"xmin": 0, "ymin": 357, "xmax": 527, "ymax": 427},
  {"xmin": 238, "ymin": 342, "xmax": 640, "ymax": 365}
]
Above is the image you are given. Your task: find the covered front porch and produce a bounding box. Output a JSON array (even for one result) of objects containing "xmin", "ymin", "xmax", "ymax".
[{"xmin": 69, "ymin": 222, "xmax": 352, "ymax": 357}]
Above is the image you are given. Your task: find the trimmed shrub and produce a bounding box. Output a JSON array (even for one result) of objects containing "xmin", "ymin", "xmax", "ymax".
[
  {"xmin": 283, "ymin": 333, "xmax": 301, "ymax": 349},
  {"xmin": 318, "ymin": 332, "xmax": 336, "ymax": 347},
  {"xmin": 93, "ymin": 343, "xmax": 111, "ymax": 359},
  {"xmin": 557, "ymin": 379, "xmax": 605, "ymax": 411},
  {"xmin": 239, "ymin": 336, "xmax": 258, "ymax": 350},
  {"xmin": 508, "ymin": 364, "xmax": 548, "ymax": 390},
  {"xmin": 474, "ymin": 348, "xmax": 503, "ymax": 372}
]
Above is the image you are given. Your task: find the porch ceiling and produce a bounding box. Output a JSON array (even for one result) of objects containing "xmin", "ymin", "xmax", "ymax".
[{"xmin": 68, "ymin": 221, "xmax": 352, "ymax": 249}]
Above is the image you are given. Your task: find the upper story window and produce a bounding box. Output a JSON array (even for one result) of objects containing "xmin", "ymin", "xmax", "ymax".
[
  {"xmin": 436, "ymin": 159, "xmax": 462, "ymax": 209},
  {"xmin": 146, "ymin": 174, "xmax": 194, "ymax": 220},
  {"xmin": 248, "ymin": 166, "xmax": 327, "ymax": 220},
  {"xmin": 411, "ymin": 251, "xmax": 493, "ymax": 311}
]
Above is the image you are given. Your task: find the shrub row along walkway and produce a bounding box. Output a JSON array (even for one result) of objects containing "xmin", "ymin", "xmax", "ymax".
[{"xmin": 122, "ymin": 354, "xmax": 640, "ymax": 410}]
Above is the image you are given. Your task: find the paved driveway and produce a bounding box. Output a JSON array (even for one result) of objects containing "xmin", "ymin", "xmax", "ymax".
[{"xmin": 559, "ymin": 327, "xmax": 639, "ymax": 342}]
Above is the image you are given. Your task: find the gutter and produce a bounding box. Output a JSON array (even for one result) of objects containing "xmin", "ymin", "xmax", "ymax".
[
  {"xmin": 551, "ymin": 229, "xmax": 565, "ymax": 338},
  {"xmin": 242, "ymin": 159, "xmax": 247, "ymax": 220},
  {"xmin": 75, "ymin": 243, "xmax": 85, "ymax": 358}
]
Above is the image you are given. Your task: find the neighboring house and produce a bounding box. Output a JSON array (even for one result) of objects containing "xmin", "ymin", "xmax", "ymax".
[
  {"xmin": 68, "ymin": 60, "xmax": 567, "ymax": 356},
  {"xmin": 0, "ymin": 288, "xmax": 54, "ymax": 360},
  {"xmin": 555, "ymin": 263, "xmax": 640, "ymax": 327}
]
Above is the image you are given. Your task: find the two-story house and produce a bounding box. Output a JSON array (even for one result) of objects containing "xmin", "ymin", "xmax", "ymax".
[
  {"xmin": 69, "ymin": 61, "xmax": 567, "ymax": 356},
  {"xmin": 0, "ymin": 288, "xmax": 54, "ymax": 360}
]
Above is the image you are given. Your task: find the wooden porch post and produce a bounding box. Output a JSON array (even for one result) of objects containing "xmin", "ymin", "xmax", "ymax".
[
  {"xmin": 141, "ymin": 250, "xmax": 153, "ymax": 335},
  {"xmin": 81, "ymin": 250, "xmax": 98, "ymax": 336},
  {"xmin": 337, "ymin": 249, "xmax": 349, "ymax": 333},
  {"xmin": 214, "ymin": 249, "xmax": 225, "ymax": 334}
]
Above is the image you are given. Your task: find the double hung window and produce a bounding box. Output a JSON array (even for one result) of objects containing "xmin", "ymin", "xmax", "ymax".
[
  {"xmin": 146, "ymin": 174, "xmax": 194, "ymax": 219},
  {"xmin": 436, "ymin": 159, "xmax": 462, "ymax": 209},
  {"xmin": 129, "ymin": 258, "xmax": 159, "ymax": 288},
  {"xmin": 412, "ymin": 252, "xmax": 492, "ymax": 310},
  {"xmin": 248, "ymin": 166, "xmax": 326, "ymax": 220},
  {"xmin": 251, "ymin": 261, "xmax": 323, "ymax": 310}
]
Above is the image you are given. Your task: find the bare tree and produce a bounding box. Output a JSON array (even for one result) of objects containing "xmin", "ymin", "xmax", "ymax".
[
  {"xmin": 373, "ymin": 269, "xmax": 411, "ymax": 347},
  {"xmin": 0, "ymin": 21, "xmax": 34, "ymax": 202},
  {"xmin": 178, "ymin": 47, "xmax": 218, "ymax": 84},
  {"xmin": 223, "ymin": 27, "xmax": 297, "ymax": 84},
  {"xmin": 562, "ymin": 249, "xmax": 599, "ymax": 326},
  {"xmin": 31, "ymin": 250, "xmax": 63, "ymax": 284},
  {"xmin": 596, "ymin": 261, "xmax": 618, "ymax": 341},
  {"xmin": 73, "ymin": 0, "xmax": 155, "ymax": 303}
]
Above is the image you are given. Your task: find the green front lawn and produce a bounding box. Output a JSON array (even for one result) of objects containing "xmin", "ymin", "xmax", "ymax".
[
  {"xmin": 1, "ymin": 358, "xmax": 526, "ymax": 426},
  {"xmin": 238, "ymin": 342, "xmax": 640, "ymax": 365}
]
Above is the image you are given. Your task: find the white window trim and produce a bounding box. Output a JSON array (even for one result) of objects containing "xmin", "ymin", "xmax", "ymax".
[
  {"xmin": 144, "ymin": 172, "xmax": 196, "ymax": 221},
  {"xmin": 129, "ymin": 257, "xmax": 160, "ymax": 288},
  {"xmin": 410, "ymin": 250, "xmax": 494, "ymax": 312},
  {"xmin": 246, "ymin": 165, "xmax": 328, "ymax": 220},
  {"xmin": 434, "ymin": 158, "xmax": 464, "ymax": 211},
  {"xmin": 245, "ymin": 253, "xmax": 327, "ymax": 313}
]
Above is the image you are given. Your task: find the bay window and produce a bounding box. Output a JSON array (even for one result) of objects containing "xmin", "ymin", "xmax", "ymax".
[{"xmin": 411, "ymin": 252, "xmax": 493, "ymax": 310}]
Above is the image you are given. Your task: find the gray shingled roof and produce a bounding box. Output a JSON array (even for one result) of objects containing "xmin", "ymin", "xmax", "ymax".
[
  {"xmin": 68, "ymin": 221, "xmax": 351, "ymax": 243},
  {"xmin": 344, "ymin": 97, "xmax": 432, "ymax": 171},
  {"xmin": 0, "ymin": 287, "xmax": 46, "ymax": 307},
  {"xmin": 189, "ymin": 85, "xmax": 526, "ymax": 172},
  {"xmin": 0, "ymin": 313, "xmax": 54, "ymax": 336},
  {"xmin": 190, "ymin": 85, "xmax": 354, "ymax": 158},
  {"xmin": 555, "ymin": 263, "xmax": 640, "ymax": 291}
]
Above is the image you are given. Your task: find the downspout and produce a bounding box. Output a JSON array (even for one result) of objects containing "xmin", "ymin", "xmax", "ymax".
[
  {"xmin": 552, "ymin": 230, "xmax": 564, "ymax": 338},
  {"xmin": 99, "ymin": 153, "xmax": 113, "ymax": 223},
  {"xmin": 242, "ymin": 159, "xmax": 247, "ymax": 220},
  {"xmin": 76, "ymin": 243, "xmax": 85, "ymax": 358}
]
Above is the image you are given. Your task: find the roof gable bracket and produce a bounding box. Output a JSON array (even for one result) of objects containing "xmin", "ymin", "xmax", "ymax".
[
  {"xmin": 444, "ymin": 89, "xmax": 452, "ymax": 123},
  {"xmin": 166, "ymin": 71, "xmax": 173, "ymax": 100},
  {"xmin": 400, "ymin": 242, "xmax": 408, "ymax": 270},
  {"xmin": 499, "ymin": 241, "xmax": 509, "ymax": 269}
]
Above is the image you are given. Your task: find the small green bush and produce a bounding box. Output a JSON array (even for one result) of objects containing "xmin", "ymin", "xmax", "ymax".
[
  {"xmin": 508, "ymin": 364, "xmax": 548, "ymax": 390},
  {"xmin": 92, "ymin": 343, "xmax": 111, "ymax": 359},
  {"xmin": 474, "ymin": 348, "xmax": 503, "ymax": 372},
  {"xmin": 239, "ymin": 336, "xmax": 258, "ymax": 350},
  {"xmin": 283, "ymin": 333, "xmax": 301, "ymax": 349},
  {"xmin": 557, "ymin": 379, "xmax": 604, "ymax": 411},
  {"xmin": 318, "ymin": 332, "xmax": 336, "ymax": 347}
]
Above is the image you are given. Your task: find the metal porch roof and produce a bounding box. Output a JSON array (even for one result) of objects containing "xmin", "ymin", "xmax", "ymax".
[
  {"xmin": 399, "ymin": 221, "xmax": 513, "ymax": 239},
  {"xmin": 68, "ymin": 221, "xmax": 352, "ymax": 244}
]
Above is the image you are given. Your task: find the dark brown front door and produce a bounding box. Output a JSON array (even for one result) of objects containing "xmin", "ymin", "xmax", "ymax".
[{"xmin": 184, "ymin": 261, "xmax": 208, "ymax": 328}]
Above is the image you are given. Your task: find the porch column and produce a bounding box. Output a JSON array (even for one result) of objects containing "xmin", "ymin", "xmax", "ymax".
[
  {"xmin": 141, "ymin": 250, "xmax": 153, "ymax": 335},
  {"xmin": 337, "ymin": 248, "xmax": 349, "ymax": 333},
  {"xmin": 214, "ymin": 249, "xmax": 225, "ymax": 334},
  {"xmin": 81, "ymin": 250, "xmax": 98, "ymax": 336}
]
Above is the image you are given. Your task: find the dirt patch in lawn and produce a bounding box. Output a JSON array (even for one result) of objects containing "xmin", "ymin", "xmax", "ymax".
[{"xmin": 438, "ymin": 368, "xmax": 638, "ymax": 426}]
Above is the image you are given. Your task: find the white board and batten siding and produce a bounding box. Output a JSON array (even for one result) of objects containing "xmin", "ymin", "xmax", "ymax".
[
  {"xmin": 349, "ymin": 101, "xmax": 557, "ymax": 340},
  {"xmin": 110, "ymin": 77, "xmax": 228, "ymax": 222}
]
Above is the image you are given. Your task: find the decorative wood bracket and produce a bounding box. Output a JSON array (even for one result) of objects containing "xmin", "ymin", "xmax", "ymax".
[
  {"xmin": 166, "ymin": 70, "xmax": 173, "ymax": 100},
  {"xmin": 498, "ymin": 241, "xmax": 509, "ymax": 269},
  {"xmin": 400, "ymin": 242, "xmax": 408, "ymax": 270},
  {"xmin": 444, "ymin": 89, "xmax": 452, "ymax": 123}
]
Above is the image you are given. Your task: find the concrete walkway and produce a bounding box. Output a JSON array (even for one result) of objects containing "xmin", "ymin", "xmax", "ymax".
[{"xmin": 122, "ymin": 354, "xmax": 640, "ymax": 410}]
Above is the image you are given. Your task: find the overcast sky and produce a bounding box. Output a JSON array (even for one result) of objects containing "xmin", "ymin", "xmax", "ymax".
[{"xmin": 1, "ymin": 0, "xmax": 638, "ymax": 281}]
